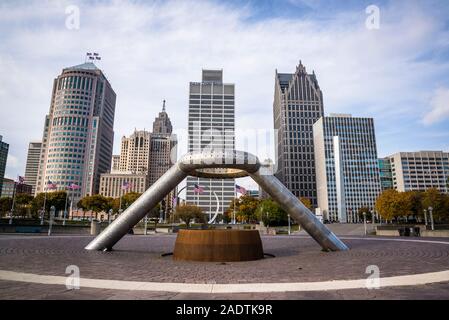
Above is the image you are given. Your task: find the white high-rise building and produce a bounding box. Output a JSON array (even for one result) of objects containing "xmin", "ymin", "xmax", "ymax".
[
  {"xmin": 313, "ymin": 114, "xmax": 381, "ymax": 223},
  {"xmin": 24, "ymin": 141, "xmax": 42, "ymax": 195},
  {"xmin": 36, "ymin": 62, "xmax": 116, "ymax": 202},
  {"xmin": 385, "ymin": 151, "xmax": 449, "ymax": 193},
  {"xmin": 186, "ymin": 70, "xmax": 235, "ymax": 219}
]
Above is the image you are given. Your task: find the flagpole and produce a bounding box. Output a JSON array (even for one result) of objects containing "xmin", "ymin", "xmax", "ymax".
[
  {"xmin": 9, "ymin": 181, "xmax": 17, "ymax": 225},
  {"xmin": 63, "ymin": 186, "xmax": 69, "ymax": 226},
  {"xmin": 41, "ymin": 187, "xmax": 47, "ymax": 225}
]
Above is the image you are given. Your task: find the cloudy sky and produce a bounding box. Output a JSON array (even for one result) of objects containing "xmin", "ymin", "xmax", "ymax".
[{"xmin": 1, "ymin": 0, "xmax": 449, "ymax": 190}]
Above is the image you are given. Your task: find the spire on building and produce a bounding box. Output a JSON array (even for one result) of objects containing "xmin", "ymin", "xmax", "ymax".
[{"xmin": 152, "ymin": 101, "xmax": 173, "ymax": 135}]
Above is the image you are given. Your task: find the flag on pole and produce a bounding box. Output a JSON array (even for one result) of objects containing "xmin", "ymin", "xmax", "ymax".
[
  {"xmin": 68, "ymin": 183, "xmax": 80, "ymax": 190},
  {"xmin": 193, "ymin": 184, "xmax": 204, "ymax": 194},
  {"xmin": 47, "ymin": 180, "xmax": 57, "ymax": 190},
  {"xmin": 235, "ymin": 184, "xmax": 247, "ymax": 195},
  {"xmin": 122, "ymin": 181, "xmax": 132, "ymax": 191}
]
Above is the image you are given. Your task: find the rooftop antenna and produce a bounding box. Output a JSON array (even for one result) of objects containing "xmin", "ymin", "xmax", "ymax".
[{"xmin": 162, "ymin": 100, "xmax": 166, "ymax": 112}]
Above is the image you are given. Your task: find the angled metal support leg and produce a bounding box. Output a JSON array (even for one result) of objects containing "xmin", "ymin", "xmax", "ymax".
[
  {"xmin": 85, "ymin": 150, "xmax": 348, "ymax": 252},
  {"xmin": 85, "ymin": 164, "xmax": 187, "ymax": 251},
  {"xmin": 250, "ymin": 170, "xmax": 349, "ymax": 251}
]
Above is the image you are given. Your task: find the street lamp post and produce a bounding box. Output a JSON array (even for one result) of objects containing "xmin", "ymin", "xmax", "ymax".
[
  {"xmin": 423, "ymin": 209, "xmax": 428, "ymax": 226},
  {"xmin": 288, "ymin": 214, "xmax": 291, "ymax": 235},
  {"xmin": 41, "ymin": 187, "xmax": 48, "ymax": 225},
  {"xmin": 9, "ymin": 182, "xmax": 17, "ymax": 225},
  {"xmin": 363, "ymin": 212, "xmax": 367, "ymax": 236},
  {"xmin": 48, "ymin": 206, "xmax": 55, "ymax": 236},
  {"xmin": 108, "ymin": 209, "xmax": 113, "ymax": 225},
  {"xmin": 63, "ymin": 189, "xmax": 69, "ymax": 226},
  {"xmin": 144, "ymin": 214, "xmax": 148, "ymax": 235},
  {"xmin": 429, "ymin": 206, "xmax": 434, "ymax": 231}
]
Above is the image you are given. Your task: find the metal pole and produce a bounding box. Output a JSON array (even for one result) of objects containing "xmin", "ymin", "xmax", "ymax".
[
  {"xmin": 144, "ymin": 214, "xmax": 148, "ymax": 235},
  {"xmin": 423, "ymin": 209, "xmax": 428, "ymax": 226},
  {"xmin": 288, "ymin": 214, "xmax": 291, "ymax": 235},
  {"xmin": 429, "ymin": 207, "xmax": 434, "ymax": 231},
  {"xmin": 41, "ymin": 188, "xmax": 47, "ymax": 225},
  {"xmin": 48, "ymin": 206, "xmax": 55, "ymax": 236},
  {"xmin": 9, "ymin": 182, "xmax": 17, "ymax": 225},
  {"xmin": 363, "ymin": 212, "xmax": 367, "ymax": 236},
  {"xmin": 63, "ymin": 188, "xmax": 69, "ymax": 226}
]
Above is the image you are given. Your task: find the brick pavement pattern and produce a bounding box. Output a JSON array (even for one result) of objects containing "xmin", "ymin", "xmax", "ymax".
[{"xmin": 1, "ymin": 234, "xmax": 449, "ymax": 299}]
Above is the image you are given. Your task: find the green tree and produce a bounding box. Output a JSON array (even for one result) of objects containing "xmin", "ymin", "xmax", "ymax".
[
  {"xmin": 405, "ymin": 191, "xmax": 423, "ymax": 219},
  {"xmin": 256, "ymin": 198, "xmax": 288, "ymax": 227},
  {"xmin": 31, "ymin": 191, "xmax": 67, "ymax": 217},
  {"xmin": 112, "ymin": 192, "xmax": 142, "ymax": 212},
  {"xmin": 225, "ymin": 195, "xmax": 260, "ymax": 223},
  {"xmin": 0, "ymin": 197, "xmax": 13, "ymax": 217},
  {"xmin": 357, "ymin": 207, "xmax": 372, "ymax": 221},
  {"xmin": 13, "ymin": 193, "xmax": 34, "ymax": 218},
  {"xmin": 422, "ymin": 188, "xmax": 447, "ymax": 221},
  {"xmin": 174, "ymin": 204, "xmax": 205, "ymax": 228},
  {"xmin": 299, "ymin": 197, "xmax": 313, "ymax": 211},
  {"xmin": 77, "ymin": 194, "xmax": 110, "ymax": 220}
]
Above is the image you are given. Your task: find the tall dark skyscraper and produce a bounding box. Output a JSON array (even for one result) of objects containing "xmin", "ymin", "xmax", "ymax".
[
  {"xmin": 0, "ymin": 135, "xmax": 9, "ymax": 198},
  {"xmin": 273, "ymin": 61, "xmax": 324, "ymax": 206}
]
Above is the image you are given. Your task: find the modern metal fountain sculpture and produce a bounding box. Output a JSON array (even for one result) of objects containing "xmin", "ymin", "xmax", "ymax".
[{"xmin": 85, "ymin": 150, "xmax": 348, "ymax": 252}]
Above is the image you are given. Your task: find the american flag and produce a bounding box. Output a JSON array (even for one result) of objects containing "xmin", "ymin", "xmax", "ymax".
[
  {"xmin": 17, "ymin": 176, "xmax": 25, "ymax": 185},
  {"xmin": 122, "ymin": 181, "xmax": 133, "ymax": 190},
  {"xmin": 193, "ymin": 184, "xmax": 204, "ymax": 194},
  {"xmin": 67, "ymin": 183, "xmax": 80, "ymax": 190},
  {"xmin": 47, "ymin": 180, "xmax": 57, "ymax": 190},
  {"xmin": 235, "ymin": 184, "xmax": 247, "ymax": 195}
]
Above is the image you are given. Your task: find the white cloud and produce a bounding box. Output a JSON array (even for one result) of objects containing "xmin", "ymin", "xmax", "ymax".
[
  {"xmin": 1, "ymin": 0, "xmax": 449, "ymax": 188},
  {"xmin": 423, "ymin": 88, "xmax": 449, "ymax": 125}
]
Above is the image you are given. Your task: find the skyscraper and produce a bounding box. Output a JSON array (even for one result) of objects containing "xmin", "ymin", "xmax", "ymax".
[
  {"xmin": 103, "ymin": 101, "xmax": 177, "ymax": 216},
  {"xmin": 385, "ymin": 151, "xmax": 449, "ymax": 194},
  {"xmin": 186, "ymin": 70, "xmax": 235, "ymax": 219},
  {"xmin": 149, "ymin": 101, "xmax": 177, "ymax": 215},
  {"xmin": 313, "ymin": 114, "xmax": 381, "ymax": 223},
  {"xmin": 0, "ymin": 135, "xmax": 9, "ymax": 197},
  {"xmin": 119, "ymin": 130, "xmax": 151, "ymax": 174},
  {"xmin": 24, "ymin": 141, "xmax": 42, "ymax": 195},
  {"xmin": 36, "ymin": 62, "xmax": 116, "ymax": 203},
  {"xmin": 111, "ymin": 155, "xmax": 120, "ymax": 172},
  {"xmin": 273, "ymin": 61, "xmax": 324, "ymax": 206},
  {"xmin": 152, "ymin": 100, "xmax": 173, "ymax": 135}
]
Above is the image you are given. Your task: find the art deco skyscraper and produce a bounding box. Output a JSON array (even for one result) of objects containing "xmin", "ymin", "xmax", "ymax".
[
  {"xmin": 36, "ymin": 62, "xmax": 116, "ymax": 202},
  {"xmin": 24, "ymin": 141, "xmax": 42, "ymax": 195},
  {"xmin": 273, "ymin": 61, "xmax": 324, "ymax": 206},
  {"xmin": 186, "ymin": 70, "xmax": 235, "ymax": 219}
]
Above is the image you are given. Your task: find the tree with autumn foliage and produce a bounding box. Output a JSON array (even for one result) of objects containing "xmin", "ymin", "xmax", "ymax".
[{"xmin": 174, "ymin": 204, "xmax": 205, "ymax": 227}]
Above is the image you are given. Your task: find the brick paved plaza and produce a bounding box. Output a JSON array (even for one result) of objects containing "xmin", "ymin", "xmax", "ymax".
[{"xmin": 1, "ymin": 234, "xmax": 449, "ymax": 299}]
